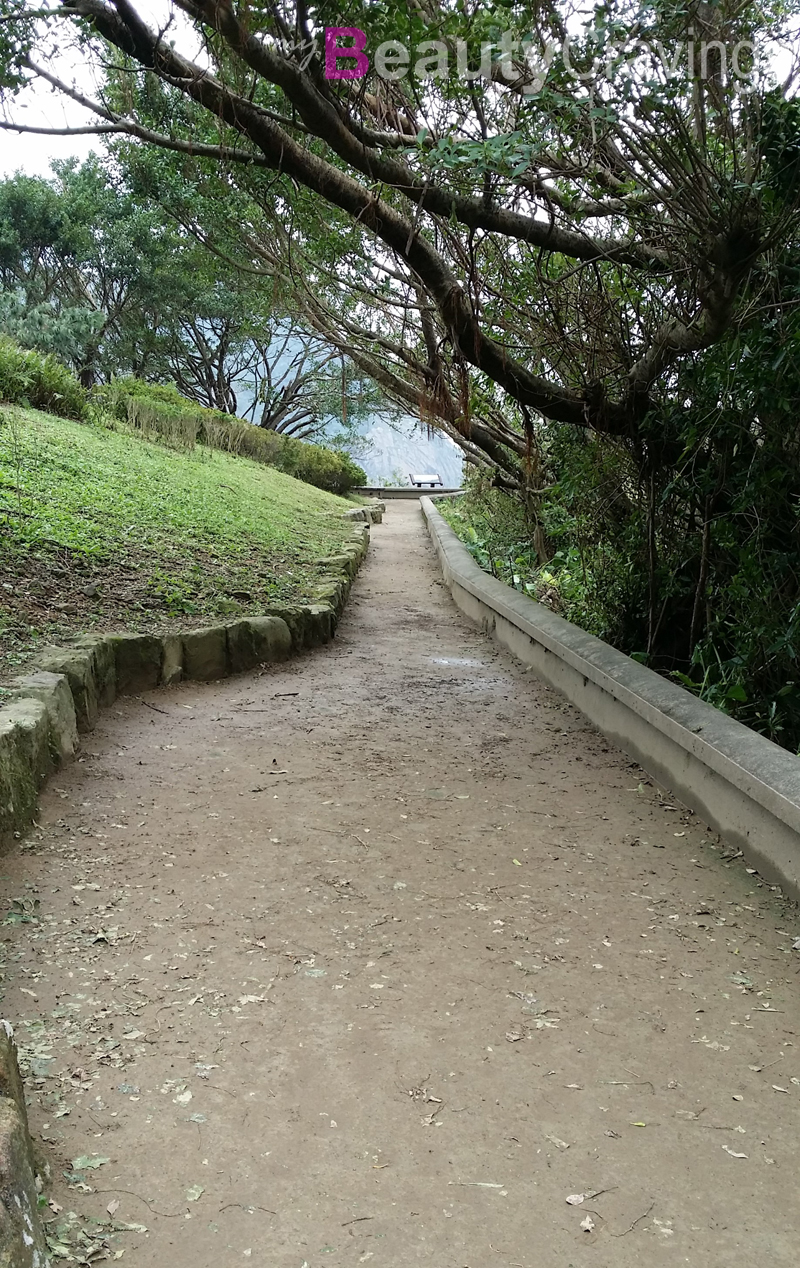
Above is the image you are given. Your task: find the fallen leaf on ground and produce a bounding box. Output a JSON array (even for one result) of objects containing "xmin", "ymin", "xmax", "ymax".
[{"xmin": 72, "ymin": 1156, "xmax": 110, "ymax": 1171}]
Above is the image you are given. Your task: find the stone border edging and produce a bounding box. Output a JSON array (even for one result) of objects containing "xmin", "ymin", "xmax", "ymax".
[
  {"xmin": 0, "ymin": 1023, "xmax": 48, "ymax": 1266},
  {"xmin": 0, "ymin": 513, "xmax": 374, "ymax": 1260},
  {"xmin": 0, "ymin": 520, "xmax": 372, "ymax": 848},
  {"xmin": 421, "ymin": 496, "xmax": 800, "ymax": 900},
  {"xmin": 343, "ymin": 500, "xmax": 385, "ymax": 523}
]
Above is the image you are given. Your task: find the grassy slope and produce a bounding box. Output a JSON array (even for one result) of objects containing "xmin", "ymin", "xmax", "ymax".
[{"xmin": 0, "ymin": 406, "xmax": 354, "ymax": 677}]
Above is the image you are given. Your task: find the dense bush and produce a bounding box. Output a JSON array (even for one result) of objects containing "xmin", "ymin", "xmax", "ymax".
[
  {"xmin": 276, "ymin": 435, "xmax": 367, "ymax": 496},
  {"xmin": 94, "ymin": 377, "xmax": 366, "ymax": 495},
  {"xmin": 444, "ymin": 377, "xmax": 800, "ymax": 755},
  {"xmin": 0, "ymin": 336, "xmax": 88, "ymax": 419},
  {"xmin": 93, "ymin": 377, "xmax": 206, "ymax": 447}
]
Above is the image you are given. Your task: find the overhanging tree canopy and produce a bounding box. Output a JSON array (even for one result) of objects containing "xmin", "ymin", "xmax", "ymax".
[
  {"xmin": 4, "ymin": 1, "xmax": 800, "ymax": 743},
  {"xmin": 1, "ymin": 0, "xmax": 798, "ymax": 478}
]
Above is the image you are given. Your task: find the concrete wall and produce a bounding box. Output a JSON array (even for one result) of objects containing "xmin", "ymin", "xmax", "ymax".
[
  {"xmin": 421, "ymin": 497, "xmax": 800, "ymax": 900},
  {"xmin": 355, "ymin": 487, "xmax": 462, "ymax": 500}
]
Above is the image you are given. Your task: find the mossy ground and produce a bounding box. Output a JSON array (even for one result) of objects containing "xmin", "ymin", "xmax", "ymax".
[{"xmin": 0, "ymin": 406, "xmax": 354, "ymax": 681}]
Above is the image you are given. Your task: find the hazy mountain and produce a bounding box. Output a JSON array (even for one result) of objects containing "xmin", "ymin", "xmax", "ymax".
[{"xmin": 357, "ymin": 417, "xmax": 463, "ymax": 487}]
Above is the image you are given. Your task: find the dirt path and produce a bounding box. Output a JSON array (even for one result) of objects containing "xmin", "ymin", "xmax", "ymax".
[{"xmin": 2, "ymin": 501, "xmax": 799, "ymax": 1267}]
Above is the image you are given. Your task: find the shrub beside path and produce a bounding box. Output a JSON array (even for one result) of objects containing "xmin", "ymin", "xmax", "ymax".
[{"xmin": 2, "ymin": 502, "xmax": 799, "ymax": 1266}]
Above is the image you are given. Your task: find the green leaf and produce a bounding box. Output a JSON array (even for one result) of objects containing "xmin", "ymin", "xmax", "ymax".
[
  {"xmin": 725, "ymin": 684, "xmax": 748, "ymax": 702},
  {"xmin": 72, "ymin": 1155, "xmax": 110, "ymax": 1170}
]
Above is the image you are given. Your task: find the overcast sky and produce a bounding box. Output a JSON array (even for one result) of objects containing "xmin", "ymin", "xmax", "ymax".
[
  {"xmin": 1, "ymin": 5, "xmax": 795, "ymax": 181},
  {"xmin": 1, "ymin": 113, "xmax": 99, "ymax": 180},
  {"xmin": 1, "ymin": 19, "xmax": 102, "ymax": 177},
  {"xmin": 0, "ymin": 0, "xmax": 183, "ymax": 179}
]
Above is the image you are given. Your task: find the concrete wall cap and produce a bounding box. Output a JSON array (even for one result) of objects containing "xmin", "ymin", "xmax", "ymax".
[{"xmin": 421, "ymin": 495, "xmax": 800, "ymax": 887}]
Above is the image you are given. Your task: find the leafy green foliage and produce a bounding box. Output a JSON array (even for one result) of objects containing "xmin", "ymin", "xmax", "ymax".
[
  {"xmin": 0, "ymin": 0, "xmax": 35, "ymax": 93},
  {"xmin": 445, "ymin": 273, "xmax": 800, "ymax": 755},
  {"xmin": 0, "ymin": 337, "xmax": 87, "ymax": 419},
  {"xmin": 441, "ymin": 466, "xmax": 638, "ymax": 640},
  {"xmin": 0, "ymin": 160, "xmax": 220, "ymax": 383},
  {"xmin": 0, "ymin": 293, "xmax": 103, "ymax": 365},
  {"xmin": 94, "ymin": 378, "xmax": 366, "ymax": 494},
  {"xmin": 0, "ymin": 160, "xmax": 383, "ymax": 462},
  {"xmin": 275, "ymin": 435, "xmax": 367, "ymax": 495},
  {"xmin": 761, "ymin": 90, "xmax": 800, "ymax": 201}
]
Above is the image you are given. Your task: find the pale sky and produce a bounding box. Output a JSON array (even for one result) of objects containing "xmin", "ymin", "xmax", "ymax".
[
  {"xmin": 0, "ymin": 0, "xmax": 187, "ymax": 178},
  {"xmin": 0, "ymin": 5, "xmax": 795, "ymax": 180},
  {"xmin": 0, "ymin": 109, "xmax": 100, "ymax": 179},
  {"xmin": 0, "ymin": 23, "xmax": 102, "ymax": 178}
]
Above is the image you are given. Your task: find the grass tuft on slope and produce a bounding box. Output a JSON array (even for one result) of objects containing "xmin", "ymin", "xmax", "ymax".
[{"xmin": 0, "ymin": 407, "xmax": 355, "ymax": 677}]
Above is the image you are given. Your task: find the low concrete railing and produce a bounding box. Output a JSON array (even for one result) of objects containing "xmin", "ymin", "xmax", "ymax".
[
  {"xmin": 355, "ymin": 486, "xmax": 463, "ymax": 500},
  {"xmin": 421, "ymin": 496, "xmax": 800, "ymax": 901}
]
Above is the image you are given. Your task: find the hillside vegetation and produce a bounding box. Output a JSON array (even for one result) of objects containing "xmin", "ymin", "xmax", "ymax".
[
  {"xmin": 0, "ymin": 405, "xmax": 355, "ymax": 678},
  {"xmin": 442, "ymin": 463, "xmax": 800, "ymax": 756},
  {"xmin": 95, "ymin": 377, "xmax": 367, "ymax": 495},
  {"xmin": 0, "ymin": 336, "xmax": 366, "ymax": 496}
]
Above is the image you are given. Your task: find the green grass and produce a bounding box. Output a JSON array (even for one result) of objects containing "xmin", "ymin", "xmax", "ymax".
[{"xmin": 0, "ymin": 406, "xmax": 355, "ymax": 677}]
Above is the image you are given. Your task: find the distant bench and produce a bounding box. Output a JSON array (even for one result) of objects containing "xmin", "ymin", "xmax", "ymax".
[{"xmin": 409, "ymin": 473, "xmax": 443, "ymax": 488}]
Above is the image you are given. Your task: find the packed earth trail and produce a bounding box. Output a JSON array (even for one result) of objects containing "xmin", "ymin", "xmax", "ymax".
[{"xmin": 3, "ymin": 501, "xmax": 800, "ymax": 1268}]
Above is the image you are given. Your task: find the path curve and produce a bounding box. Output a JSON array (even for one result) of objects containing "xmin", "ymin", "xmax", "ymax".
[{"xmin": 3, "ymin": 501, "xmax": 799, "ymax": 1266}]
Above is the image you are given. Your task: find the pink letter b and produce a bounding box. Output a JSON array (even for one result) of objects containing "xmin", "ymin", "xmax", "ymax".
[{"xmin": 325, "ymin": 27, "xmax": 369, "ymax": 79}]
